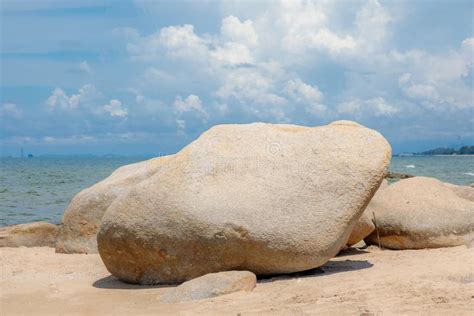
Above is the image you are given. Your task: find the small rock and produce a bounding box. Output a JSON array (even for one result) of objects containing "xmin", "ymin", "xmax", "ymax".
[
  {"xmin": 160, "ymin": 271, "xmax": 256, "ymax": 303},
  {"xmin": 0, "ymin": 222, "xmax": 58, "ymax": 247}
]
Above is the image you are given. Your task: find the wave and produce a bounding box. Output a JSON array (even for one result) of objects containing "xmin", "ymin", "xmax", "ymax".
[
  {"xmin": 405, "ymin": 165, "xmax": 416, "ymax": 168},
  {"xmin": 464, "ymin": 172, "xmax": 474, "ymax": 176}
]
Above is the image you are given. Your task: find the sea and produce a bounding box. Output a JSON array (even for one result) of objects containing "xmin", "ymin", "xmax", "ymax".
[{"xmin": 1, "ymin": 155, "xmax": 473, "ymax": 227}]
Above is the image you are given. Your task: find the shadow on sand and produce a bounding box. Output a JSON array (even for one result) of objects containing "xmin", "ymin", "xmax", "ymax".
[
  {"xmin": 93, "ymin": 248, "xmax": 374, "ymax": 288},
  {"xmin": 336, "ymin": 247, "xmax": 370, "ymax": 257},
  {"xmin": 257, "ymin": 259, "xmax": 373, "ymax": 283},
  {"xmin": 93, "ymin": 275, "xmax": 173, "ymax": 290}
]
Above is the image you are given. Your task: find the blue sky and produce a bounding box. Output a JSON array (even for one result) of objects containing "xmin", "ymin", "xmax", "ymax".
[{"xmin": 1, "ymin": 0, "xmax": 473, "ymax": 156}]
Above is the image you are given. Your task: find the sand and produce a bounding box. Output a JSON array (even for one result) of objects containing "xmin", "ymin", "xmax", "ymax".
[{"xmin": 1, "ymin": 245, "xmax": 473, "ymax": 315}]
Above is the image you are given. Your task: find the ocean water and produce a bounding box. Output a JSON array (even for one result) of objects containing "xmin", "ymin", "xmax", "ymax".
[
  {"xmin": 0, "ymin": 157, "xmax": 147, "ymax": 226},
  {"xmin": 1, "ymin": 155, "xmax": 473, "ymax": 227}
]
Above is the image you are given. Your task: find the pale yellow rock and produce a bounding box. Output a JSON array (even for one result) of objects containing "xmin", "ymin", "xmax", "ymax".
[
  {"xmin": 365, "ymin": 177, "xmax": 474, "ymax": 249},
  {"xmin": 346, "ymin": 180, "xmax": 389, "ymax": 246},
  {"xmin": 160, "ymin": 271, "xmax": 256, "ymax": 303},
  {"xmin": 55, "ymin": 156, "xmax": 171, "ymax": 254},
  {"xmin": 0, "ymin": 221, "xmax": 58, "ymax": 247},
  {"xmin": 98, "ymin": 121, "xmax": 391, "ymax": 284}
]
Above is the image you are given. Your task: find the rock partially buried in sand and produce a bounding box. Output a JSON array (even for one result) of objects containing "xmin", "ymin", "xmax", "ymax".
[
  {"xmin": 346, "ymin": 180, "xmax": 389, "ymax": 246},
  {"xmin": 160, "ymin": 271, "xmax": 257, "ymax": 303},
  {"xmin": 0, "ymin": 221, "xmax": 58, "ymax": 247},
  {"xmin": 55, "ymin": 156, "xmax": 171, "ymax": 254},
  {"xmin": 98, "ymin": 121, "xmax": 391, "ymax": 284},
  {"xmin": 365, "ymin": 177, "xmax": 474, "ymax": 249}
]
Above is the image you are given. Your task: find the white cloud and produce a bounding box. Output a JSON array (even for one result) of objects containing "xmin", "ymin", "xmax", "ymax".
[
  {"xmin": 159, "ymin": 24, "xmax": 209, "ymax": 61},
  {"xmin": 366, "ymin": 97, "xmax": 398, "ymax": 116},
  {"xmin": 355, "ymin": 0, "xmax": 392, "ymax": 53},
  {"xmin": 210, "ymin": 42, "xmax": 254, "ymax": 65},
  {"xmin": 46, "ymin": 84, "xmax": 97, "ymax": 110},
  {"xmin": 173, "ymin": 94, "xmax": 207, "ymax": 116},
  {"xmin": 130, "ymin": 16, "xmax": 258, "ymax": 67},
  {"xmin": 125, "ymin": 0, "xmax": 471, "ymax": 126},
  {"xmin": 395, "ymin": 38, "xmax": 474, "ymax": 109},
  {"xmin": 221, "ymin": 15, "xmax": 258, "ymax": 47},
  {"xmin": 103, "ymin": 99, "xmax": 128, "ymax": 117},
  {"xmin": 0, "ymin": 102, "xmax": 22, "ymax": 118},
  {"xmin": 337, "ymin": 99, "xmax": 362, "ymax": 115},
  {"xmin": 216, "ymin": 68, "xmax": 287, "ymax": 106},
  {"xmin": 338, "ymin": 97, "xmax": 398, "ymax": 117},
  {"xmin": 253, "ymin": 0, "xmax": 357, "ymax": 56},
  {"xmin": 285, "ymin": 78, "xmax": 326, "ymax": 116},
  {"xmin": 173, "ymin": 95, "xmax": 208, "ymax": 130},
  {"xmin": 176, "ymin": 119, "xmax": 186, "ymax": 130},
  {"xmin": 79, "ymin": 61, "xmax": 92, "ymax": 74},
  {"xmin": 286, "ymin": 79, "xmax": 323, "ymax": 104}
]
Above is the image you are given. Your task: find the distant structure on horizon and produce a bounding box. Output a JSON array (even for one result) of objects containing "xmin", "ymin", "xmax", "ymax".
[
  {"xmin": 394, "ymin": 145, "xmax": 474, "ymax": 157},
  {"xmin": 419, "ymin": 146, "xmax": 474, "ymax": 155}
]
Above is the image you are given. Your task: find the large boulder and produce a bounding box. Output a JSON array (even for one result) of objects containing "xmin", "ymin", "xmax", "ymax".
[
  {"xmin": 160, "ymin": 271, "xmax": 256, "ymax": 303},
  {"xmin": 0, "ymin": 221, "xmax": 58, "ymax": 247},
  {"xmin": 55, "ymin": 156, "xmax": 171, "ymax": 254},
  {"xmin": 365, "ymin": 177, "xmax": 474, "ymax": 249},
  {"xmin": 346, "ymin": 179, "xmax": 389, "ymax": 246},
  {"xmin": 98, "ymin": 121, "xmax": 391, "ymax": 284}
]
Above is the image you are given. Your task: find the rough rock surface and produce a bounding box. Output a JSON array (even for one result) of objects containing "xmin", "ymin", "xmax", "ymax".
[
  {"xmin": 0, "ymin": 221, "xmax": 58, "ymax": 247},
  {"xmin": 160, "ymin": 271, "xmax": 256, "ymax": 303},
  {"xmin": 365, "ymin": 177, "xmax": 474, "ymax": 249},
  {"xmin": 443, "ymin": 183, "xmax": 474, "ymax": 202},
  {"xmin": 98, "ymin": 121, "xmax": 391, "ymax": 284},
  {"xmin": 346, "ymin": 180, "xmax": 389, "ymax": 246},
  {"xmin": 55, "ymin": 156, "xmax": 171, "ymax": 254}
]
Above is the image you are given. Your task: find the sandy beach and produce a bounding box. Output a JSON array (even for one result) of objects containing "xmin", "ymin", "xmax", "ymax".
[{"xmin": 1, "ymin": 245, "xmax": 473, "ymax": 315}]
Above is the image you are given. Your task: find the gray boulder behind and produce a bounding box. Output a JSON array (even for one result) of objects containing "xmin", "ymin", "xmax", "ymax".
[
  {"xmin": 365, "ymin": 177, "xmax": 474, "ymax": 249},
  {"xmin": 55, "ymin": 156, "xmax": 171, "ymax": 254}
]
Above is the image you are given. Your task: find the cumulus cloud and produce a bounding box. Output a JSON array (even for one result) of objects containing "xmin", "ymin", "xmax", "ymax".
[
  {"xmin": 395, "ymin": 38, "xmax": 474, "ymax": 109},
  {"xmin": 125, "ymin": 0, "xmax": 400, "ymax": 123},
  {"xmin": 27, "ymin": 0, "xmax": 471, "ymax": 147},
  {"xmin": 286, "ymin": 79, "xmax": 323, "ymax": 104},
  {"xmin": 174, "ymin": 94, "xmax": 207, "ymax": 116},
  {"xmin": 216, "ymin": 68, "xmax": 286, "ymax": 106},
  {"xmin": 159, "ymin": 24, "xmax": 209, "ymax": 61},
  {"xmin": 0, "ymin": 102, "xmax": 22, "ymax": 118},
  {"xmin": 264, "ymin": 0, "xmax": 355, "ymax": 54},
  {"xmin": 355, "ymin": 0, "xmax": 392, "ymax": 53},
  {"xmin": 103, "ymin": 99, "xmax": 128, "ymax": 117},
  {"xmin": 46, "ymin": 84, "xmax": 97, "ymax": 110},
  {"xmin": 172, "ymin": 94, "xmax": 208, "ymax": 130},
  {"xmin": 338, "ymin": 97, "xmax": 398, "ymax": 117},
  {"xmin": 221, "ymin": 15, "xmax": 258, "ymax": 47}
]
